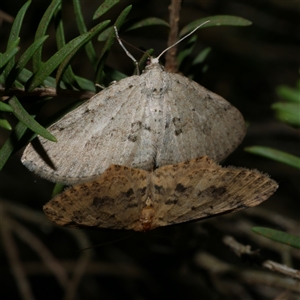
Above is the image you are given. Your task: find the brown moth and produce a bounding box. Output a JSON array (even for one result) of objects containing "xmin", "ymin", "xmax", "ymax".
[{"xmin": 43, "ymin": 156, "xmax": 278, "ymax": 232}]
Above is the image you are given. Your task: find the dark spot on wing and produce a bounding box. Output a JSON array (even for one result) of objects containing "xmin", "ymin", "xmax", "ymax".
[
  {"xmin": 131, "ymin": 121, "xmax": 142, "ymax": 131},
  {"xmin": 175, "ymin": 183, "xmax": 187, "ymax": 192},
  {"xmin": 143, "ymin": 124, "xmax": 151, "ymax": 131},
  {"xmin": 165, "ymin": 199, "xmax": 178, "ymax": 205},
  {"xmin": 154, "ymin": 185, "xmax": 163, "ymax": 192},
  {"xmin": 211, "ymin": 186, "xmax": 227, "ymax": 197},
  {"xmin": 138, "ymin": 187, "xmax": 147, "ymax": 196},
  {"xmin": 175, "ymin": 129, "xmax": 182, "ymax": 136},
  {"xmin": 126, "ymin": 202, "xmax": 138, "ymax": 208},
  {"xmin": 198, "ymin": 186, "xmax": 227, "ymax": 198},
  {"xmin": 124, "ymin": 188, "xmax": 134, "ymax": 197},
  {"xmin": 128, "ymin": 134, "xmax": 137, "ymax": 142},
  {"xmin": 93, "ymin": 196, "xmax": 113, "ymax": 208}
]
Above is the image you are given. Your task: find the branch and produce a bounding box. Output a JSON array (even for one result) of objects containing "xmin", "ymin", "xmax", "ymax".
[
  {"xmin": 10, "ymin": 218, "xmax": 69, "ymax": 288},
  {"xmin": 263, "ymin": 260, "xmax": 300, "ymax": 280},
  {"xmin": 165, "ymin": 0, "xmax": 182, "ymax": 72},
  {"xmin": 195, "ymin": 252, "xmax": 300, "ymax": 292},
  {"xmin": 1, "ymin": 212, "xmax": 35, "ymax": 300},
  {"xmin": 0, "ymin": 87, "xmax": 95, "ymax": 101},
  {"xmin": 223, "ymin": 235, "xmax": 300, "ymax": 280}
]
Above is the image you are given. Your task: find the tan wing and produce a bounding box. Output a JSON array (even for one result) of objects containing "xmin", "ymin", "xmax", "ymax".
[
  {"xmin": 43, "ymin": 165, "xmax": 150, "ymax": 230},
  {"xmin": 151, "ymin": 156, "xmax": 278, "ymax": 228}
]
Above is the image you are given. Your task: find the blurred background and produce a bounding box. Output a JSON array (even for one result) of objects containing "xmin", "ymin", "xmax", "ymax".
[{"xmin": 0, "ymin": 0, "xmax": 299, "ymax": 299}]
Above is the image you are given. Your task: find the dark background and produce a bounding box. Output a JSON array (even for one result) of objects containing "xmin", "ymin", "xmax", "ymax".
[{"xmin": 0, "ymin": 0, "xmax": 299, "ymax": 299}]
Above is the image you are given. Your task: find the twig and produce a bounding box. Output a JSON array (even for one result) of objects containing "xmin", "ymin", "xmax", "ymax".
[
  {"xmin": 165, "ymin": 0, "xmax": 182, "ymax": 72},
  {"xmin": 223, "ymin": 235, "xmax": 260, "ymax": 257},
  {"xmin": 2, "ymin": 199, "xmax": 94, "ymax": 298},
  {"xmin": 0, "ymin": 87, "xmax": 95, "ymax": 101},
  {"xmin": 223, "ymin": 235, "xmax": 300, "ymax": 280},
  {"xmin": 63, "ymin": 230, "xmax": 93, "ymax": 300},
  {"xmin": 1, "ymin": 199, "xmax": 51, "ymax": 228},
  {"xmin": 263, "ymin": 260, "xmax": 300, "ymax": 280},
  {"xmin": 10, "ymin": 218, "xmax": 69, "ymax": 288},
  {"xmin": 0, "ymin": 10, "xmax": 14, "ymax": 25},
  {"xmin": 1, "ymin": 211, "xmax": 35, "ymax": 300},
  {"xmin": 210, "ymin": 218, "xmax": 299, "ymax": 260},
  {"xmin": 195, "ymin": 252, "xmax": 300, "ymax": 292}
]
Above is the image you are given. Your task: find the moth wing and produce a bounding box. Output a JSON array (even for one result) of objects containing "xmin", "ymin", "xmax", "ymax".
[
  {"xmin": 157, "ymin": 74, "xmax": 246, "ymax": 165},
  {"xmin": 151, "ymin": 156, "xmax": 278, "ymax": 227},
  {"xmin": 22, "ymin": 76, "xmax": 154, "ymax": 184},
  {"xmin": 43, "ymin": 165, "xmax": 149, "ymax": 230}
]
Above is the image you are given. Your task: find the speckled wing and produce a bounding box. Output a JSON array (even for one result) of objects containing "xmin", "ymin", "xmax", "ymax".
[
  {"xmin": 156, "ymin": 73, "xmax": 246, "ymax": 166},
  {"xmin": 22, "ymin": 63, "xmax": 246, "ymax": 185},
  {"xmin": 22, "ymin": 76, "xmax": 156, "ymax": 185},
  {"xmin": 43, "ymin": 165, "xmax": 150, "ymax": 230},
  {"xmin": 151, "ymin": 156, "xmax": 278, "ymax": 228}
]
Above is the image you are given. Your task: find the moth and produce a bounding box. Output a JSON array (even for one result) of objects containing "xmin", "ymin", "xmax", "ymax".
[
  {"xmin": 22, "ymin": 22, "xmax": 246, "ymax": 185},
  {"xmin": 44, "ymin": 156, "xmax": 278, "ymax": 232}
]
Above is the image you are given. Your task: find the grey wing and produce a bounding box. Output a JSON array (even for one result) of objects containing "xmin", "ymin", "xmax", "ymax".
[
  {"xmin": 43, "ymin": 165, "xmax": 150, "ymax": 230},
  {"xmin": 22, "ymin": 76, "xmax": 155, "ymax": 184},
  {"xmin": 151, "ymin": 158, "xmax": 278, "ymax": 228},
  {"xmin": 156, "ymin": 73, "xmax": 246, "ymax": 166}
]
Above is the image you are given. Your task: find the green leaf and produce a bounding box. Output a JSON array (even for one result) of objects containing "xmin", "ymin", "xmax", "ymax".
[
  {"xmin": 272, "ymin": 102, "xmax": 300, "ymax": 126},
  {"xmin": 56, "ymin": 20, "xmax": 110, "ymax": 88},
  {"xmin": 52, "ymin": 182, "xmax": 65, "ymax": 197},
  {"xmin": 93, "ymin": 0, "xmax": 120, "ymax": 20},
  {"xmin": 252, "ymin": 227, "xmax": 300, "ymax": 249},
  {"xmin": 8, "ymin": 96, "xmax": 57, "ymax": 142},
  {"xmin": 73, "ymin": 0, "xmax": 97, "ymax": 66},
  {"xmin": 192, "ymin": 47, "xmax": 212, "ymax": 65},
  {"xmin": 17, "ymin": 68, "xmax": 61, "ymax": 89},
  {"xmin": 0, "ymin": 39, "xmax": 20, "ymax": 69},
  {"xmin": 276, "ymin": 85, "xmax": 300, "ymax": 103},
  {"xmin": 26, "ymin": 21, "xmax": 109, "ymax": 92},
  {"xmin": 0, "ymin": 121, "xmax": 28, "ymax": 170},
  {"xmin": 179, "ymin": 15, "xmax": 252, "ymax": 37},
  {"xmin": 245, "ymin": 146, "xmax": 300, "ymax": 169},
  {"xmin": 97, "ymin": 26, "xmax": 112, "ymax": 42},
  {"xmin": 5, "ymin": 36, "xmax": 49, "ymax": 89},
  {"xmin": 73, "ymin": 75, "xmax": 96, "ymax": 92},
  {"xmin": 126, "ymin": 17, "xmax": 170, "ymax": 31},
  {"xmin": 5, "ymin": 0, "xmax": 31, "ymax": 74},
  {"xmin": 54, "ymin": 7, "xmax": 78, "ymax": 87},
  {"xmin": 0, "ymin": 116, "xmax": 12, "ymax": 130},
  {"xmin": 33, "ymin": 0, "xmax": 61, "ymax": 71},
  {"xmin": 95, "ymin": 5, "xmax": 132, "ymax": 85},
  {"xmin": 0, "ymin": 102, "xmax": 14, "ymax": 112},
  {"xmin": 104, "ymin": 66, "xmax": 127, "ymax": 82},
  {"xmin": 177, "ymin": 35, "xmax": 198, "ymax": 68}
]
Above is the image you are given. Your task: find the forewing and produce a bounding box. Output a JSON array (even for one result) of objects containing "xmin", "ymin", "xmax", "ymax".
[
  {"xmin": 151, "ymin": 156, "xmax": 278, "ymax": 227},
  {"xmin": 43, "ymin": 165, "xmax": 149, "ymax": 230},
  {"xmin": 157, "ymin": 73, "xmax": 246, "ymax": 165},
  {"xmin": 22, "ymin": 76, "xmax": 155, "ymax": 184}
]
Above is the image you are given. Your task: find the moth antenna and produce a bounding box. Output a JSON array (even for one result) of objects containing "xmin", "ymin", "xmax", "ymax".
[
  {"xmin": 114, "ymin": 26, "xmax": 140, "ymax": 75},
  {"xmin": 152, "ymin": 20, "xmax": 210, "ymax": 64}
]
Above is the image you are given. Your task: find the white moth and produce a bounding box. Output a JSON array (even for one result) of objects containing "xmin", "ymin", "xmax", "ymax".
[{"xmin": 22, "ymin": 21, "xmax": 246, "ymax": 184}]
